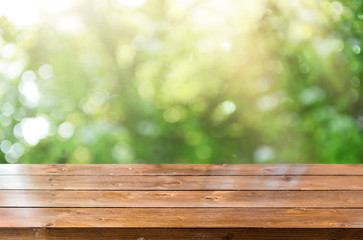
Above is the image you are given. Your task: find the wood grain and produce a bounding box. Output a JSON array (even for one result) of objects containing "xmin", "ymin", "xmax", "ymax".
[
  {"xmin": 0, "ymin": 190, "xmax": 361, "ymax": 208},
  {"xmin": 1, "ymin": 164, "xmax": 363, "ymax": 176},
  {"xmin": 1, "ymin": 208, "xmax": 362, "ymax": 228},
  {"xmin": 1, "ymin": 228, "xmax": 363, "ymax": 240},
  {"xmin": 1, "ymin": 175, "xmax": 362, "ymax": 190},
  {"xmin": 1, "ymin": 164, "xmax": 363, "ymax": 239}
]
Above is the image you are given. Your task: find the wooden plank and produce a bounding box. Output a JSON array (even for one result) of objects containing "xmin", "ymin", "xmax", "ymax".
[
  {"xmin": 1, "ymin": 164, "xmax": 363, "ymax": 176},
  {"xmin": 1, "ymin": 175, "xmax": 363, "ymax": 190},
  {"xmin": 1, "ymin": 190, "xmax": 362, "ymax": 208},
  {"xmin": 1, "ymin": 228, "xmax": 363, "ymax": 240},
  {"xmin": 1, "ymin": 208, "xmax": 363, "ymax": 228}
]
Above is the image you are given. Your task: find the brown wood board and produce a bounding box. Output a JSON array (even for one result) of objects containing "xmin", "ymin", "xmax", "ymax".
[
  {"xmin": 0, "ymin": 190, "xmax": 361, "ymax": 208},
  {"xmin": 1, "ymin": 175, "xmax": 363, "ymax": 190},
  {"xmin": 1, "ymin": 164, "xmax": 363, "ymax": 239},
  {"xmin": 1, "ymin": 164, "xmax": 363, "ymax": 176}
]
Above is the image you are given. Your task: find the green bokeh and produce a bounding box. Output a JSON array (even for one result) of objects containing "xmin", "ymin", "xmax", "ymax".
[{"xmin": 0, "ymin": 0, "xmax": 362, "ymax": 164}]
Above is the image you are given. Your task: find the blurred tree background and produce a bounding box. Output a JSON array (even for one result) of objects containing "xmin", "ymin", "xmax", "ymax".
[{"xmin": 0, "ymin": 0, "xmax": 362, "ymax": 164}]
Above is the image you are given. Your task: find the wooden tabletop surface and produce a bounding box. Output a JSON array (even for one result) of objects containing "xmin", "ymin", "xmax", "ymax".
[{"xmin": 1, "ymin": 164, "xmax": 363, "ymax": 239}]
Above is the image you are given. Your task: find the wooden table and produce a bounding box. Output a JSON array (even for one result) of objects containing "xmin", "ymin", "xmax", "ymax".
[{"xmin": 1, "ymin": 164, "xmax": 363, "ymax": 239}]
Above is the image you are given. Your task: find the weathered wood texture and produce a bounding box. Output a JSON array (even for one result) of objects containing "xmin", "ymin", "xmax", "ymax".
[
  {"xmin": 1, "ymin": 208, "xmax": 363, "ymax": 228},
  {"xmin": 2, "ymin": 190, "xmax": 362, "ymax": 207},
  {"xmin": 1, "ymin": 164, "xmax": 363, "ymax": 175},
  {"xmin": 2, "ymin": 175, "xmax": 363, "ymax": 190},
  {"xmin": 1, "ymin": 164, "xmax": 363, "ymax": 239}
]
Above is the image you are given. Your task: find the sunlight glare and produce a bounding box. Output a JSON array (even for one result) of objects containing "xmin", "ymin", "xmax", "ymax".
[
  {"xmin": 0, "ymin": 0, "xmax": 74, "ymax": 27},
  {"xmin": 20, "ymin": 117, "xmax": 50, "ymax": 145}
]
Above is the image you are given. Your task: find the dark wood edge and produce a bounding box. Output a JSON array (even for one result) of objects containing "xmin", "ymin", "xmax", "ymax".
[{"xmin": 1, "ymin": 228, "xmax": 363, "ymax": 240}]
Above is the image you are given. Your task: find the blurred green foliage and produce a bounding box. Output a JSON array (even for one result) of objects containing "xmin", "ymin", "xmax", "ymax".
[{"xmin": 0, "ymin": 0, "xmax": 363, "ymax": 164}]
